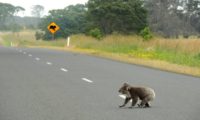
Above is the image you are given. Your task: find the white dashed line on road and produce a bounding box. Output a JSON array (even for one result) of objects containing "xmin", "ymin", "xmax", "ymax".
[
  {"xmin": 82, "ymin": 78, "xmax": 93, "ymax": 83},
  {"xmin": 46, "ymin": 62, "xmax": 52, "ymax": 65},
  {"xmin": 23, "ymin": 52, "xmax": 26, "ymax": 54},
  {"xmin": 35, "ymin": 58, "xmax": 40, "ymax": 61},
  {"xmin": 28, "ymin": 54, "xmax": 32, "ymax": 57},
  {"xmin": 61, "ymin": 68, "xmax": 68, "ymax": 72}
]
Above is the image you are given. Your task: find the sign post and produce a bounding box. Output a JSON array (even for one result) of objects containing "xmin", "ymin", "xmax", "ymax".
[{"xmin": 47, "ymin": 22, "xmax": 60, "ymax": 40}]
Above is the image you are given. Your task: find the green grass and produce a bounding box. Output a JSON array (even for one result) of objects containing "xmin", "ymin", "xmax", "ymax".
[
  {"xmin": 1, "ymin": 39, "xmax": 11, "ymax": 46},
  {"xmin": 154, "ymin": 49, "xmax": 200, "ymax": 67}
]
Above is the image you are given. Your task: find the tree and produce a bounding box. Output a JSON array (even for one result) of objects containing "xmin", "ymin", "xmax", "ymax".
[
  {"xmin": 87, "ymin": 0, "xmax": 147, "ymax": 34},
  {"xmin": 31, "ymin": 5, "xmax": 44, "ymax": 18},
  {"xmin": 187, "ymin": 0, "xmax": 200, "ymax": 33},
  {"xmin": 14, "ymin": 6, "xmax": 25, "ymax": 16},
  {"xmin": 0, "ymin": 2, "xmax": 25, "ymax": 31},
  {"xmin": 0, "ymin": 3, "xmax": 15, "ymax": 24},
  {"xmin": 144, "ymin": 0, "xmax": 195, "ymax": 38}
]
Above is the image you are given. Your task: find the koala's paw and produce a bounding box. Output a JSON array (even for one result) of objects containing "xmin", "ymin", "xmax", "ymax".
[
  {"xmin": 128, "ymin": 106, "xmax": 133, "ymax": 109},
  {"xmin": 119, "ymin": 105, "xmax": 125, "ymax": 108}
]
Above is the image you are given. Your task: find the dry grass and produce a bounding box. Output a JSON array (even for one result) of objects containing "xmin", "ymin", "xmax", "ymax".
[
  {"xmin": 149, "ymin": 37, "xmax": 200, "ymax": 54},
  {"xmin": 71, "ymin": 34, "xmax": 200, "ymax": 54}
]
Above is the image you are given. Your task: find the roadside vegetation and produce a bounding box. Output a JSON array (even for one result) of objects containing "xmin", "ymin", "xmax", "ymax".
[{"xmin": 71, "ymin": 34, "xmax": 200, "ymax": 67}]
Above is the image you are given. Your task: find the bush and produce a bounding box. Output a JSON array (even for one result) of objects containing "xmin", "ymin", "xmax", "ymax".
[
  {"xmin": 35, "ymin": 31, "xmax": 44, "ymax": 40},
  {"xmin": 88, "ymin": 28, "xmax": 102, "ymax": 40},
  {"xmin": 140, "ymin": 27, "xmax": 153, "ymax": 41}
]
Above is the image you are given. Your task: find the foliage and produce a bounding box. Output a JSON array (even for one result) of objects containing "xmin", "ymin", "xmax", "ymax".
[
  {"xmin": 88, "ymin": 28, "xmax": 102, "ymax": 40},
  {"xmin": 87, "ymin": 0, "xmax": 147, "ymax": 34},
  {"xmin": 140, "ymin": 27, "xmax": 153, "ymax": 41}
]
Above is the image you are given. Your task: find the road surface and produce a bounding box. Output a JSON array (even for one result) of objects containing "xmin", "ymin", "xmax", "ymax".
[{"xmin": 0, "ymin": 46, "xmax": 199, "ymax": 120}]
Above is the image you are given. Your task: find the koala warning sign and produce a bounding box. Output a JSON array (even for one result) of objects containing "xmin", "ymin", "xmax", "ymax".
[{"xmin": 47, "ymin": 22, "xmax": 60, "ymax": 34}]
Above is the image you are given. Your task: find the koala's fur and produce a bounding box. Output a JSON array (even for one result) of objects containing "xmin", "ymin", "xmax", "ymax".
[{"xmin": 118, "ymin": 83, "xmax": 155, "ymax": 108}]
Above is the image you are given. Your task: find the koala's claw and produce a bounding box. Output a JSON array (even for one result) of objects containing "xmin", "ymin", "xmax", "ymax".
[{"xmin": 119, "ymin": 105, "xmax": 125, "ymax": 108}]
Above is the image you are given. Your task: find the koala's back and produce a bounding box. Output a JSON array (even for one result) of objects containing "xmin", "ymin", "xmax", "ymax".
[{"xmin": 130, "ymin": 86, "xmax": 155, "ymax": 100}]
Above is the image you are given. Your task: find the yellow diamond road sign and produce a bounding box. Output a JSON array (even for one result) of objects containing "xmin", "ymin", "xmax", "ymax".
[{"xmin": 47, "ymin": 22, "xmax": 60, "ymax": 34}]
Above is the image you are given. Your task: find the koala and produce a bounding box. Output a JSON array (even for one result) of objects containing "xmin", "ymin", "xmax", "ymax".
[{"xmin": 118, "ymin": 83, "xmax": 155, "ymax": 108}]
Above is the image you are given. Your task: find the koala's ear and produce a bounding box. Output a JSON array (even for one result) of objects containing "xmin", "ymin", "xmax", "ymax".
[
  {"xmin": 126, "ymin": 86, "xmax": 131, "ymax": 91},
  {"xmin": 123, "ymin": 83, "xmax": 128, "ymax": 86}
]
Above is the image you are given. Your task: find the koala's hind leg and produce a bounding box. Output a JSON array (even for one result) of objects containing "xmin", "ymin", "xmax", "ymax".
[
  {"xmin": 138, "ymin": 102, "xmax": 151, "ymax": 107},
  {"xmin": 140, "ymin": 98, "xmax": 151, "ymax": 108},
  {"xmin": 129, "ymin": 98, "xmax": 138, "ymax": 109},
  {"xmin": 145, "ymin": 102, "xmax": 151, "ymax": 107}
]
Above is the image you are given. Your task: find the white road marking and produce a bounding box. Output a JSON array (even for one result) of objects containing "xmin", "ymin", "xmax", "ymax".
[
  {"xmin": 23, "ymin": 52, "xmax": 26, "ymax": 54},
  {"xmin": 61, "ymin": 68, "xmax": 68, "ymax": 72},
  {"xmin": 82, "ymin": 78, "xmax": 93, "ymax": 83},
  {"xmin": 28, "ymin": 54, "xmax": 32, "ymax": 57},
  {"xmin": 46, "ymin": 62, "xmax": 52, "ymax": 65},
  {"xmin": 35, "ymin": 58, "xmax": 40, "ymax": 61}
]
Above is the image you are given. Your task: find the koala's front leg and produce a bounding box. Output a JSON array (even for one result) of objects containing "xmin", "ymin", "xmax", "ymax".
[{"xmin": 119, "ymin": 97, "xmax": 131, "ymax": 108}]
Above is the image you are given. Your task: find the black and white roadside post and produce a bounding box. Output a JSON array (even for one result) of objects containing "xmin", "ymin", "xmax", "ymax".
[{"xmin": 67, "ymin": 36, "xmax": 70, "ymax": 47}]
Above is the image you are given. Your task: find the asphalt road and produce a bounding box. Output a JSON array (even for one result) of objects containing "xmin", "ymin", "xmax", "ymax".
[{"xmin": 0, "ymin": 46, "xmax": 200, "ymax": 120}]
